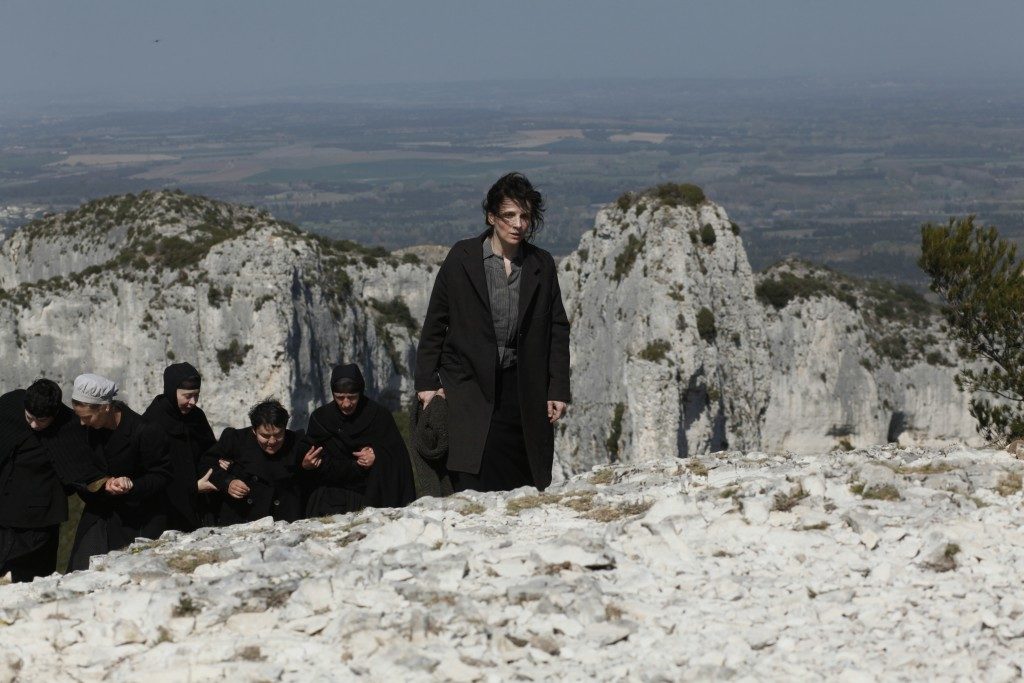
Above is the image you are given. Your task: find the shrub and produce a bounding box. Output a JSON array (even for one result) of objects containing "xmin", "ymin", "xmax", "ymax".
[
  {"xmin": 606, "ymin": 403, "xmax": 625, "ymax": 460},
  {"xmin": 650, "ymin": 183, "xmax": 705, "ymax": 208},
  {"xmin": 700, "ymin": 223, "xmax": 716, "ymax": 246},
  {"xmin": 612, "ymin": 234, "xmax": 644, "ymax": 282},
  {"xmin": 755, "ymin": 270, "xmax": 858, "ymax": 311},
  {"xmin": 216, "ymin": 340, "xmax": 252, "ymax": 374},
  {"xmin": 638, "ymin": 339, "xmax": 671, "ymax": 363},
  {"xmin": 370, "ymin": 297, "xmax": 417, "ymax": 332},
  {"xmin": 696, "ymin": 307, "xmax": 716, "ymax": 342}
]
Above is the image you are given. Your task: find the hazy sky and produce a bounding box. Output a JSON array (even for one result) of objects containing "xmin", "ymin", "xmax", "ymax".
[{"xmin": 3, "ymin": 0, "xmax": 1023, "ymax": 102}]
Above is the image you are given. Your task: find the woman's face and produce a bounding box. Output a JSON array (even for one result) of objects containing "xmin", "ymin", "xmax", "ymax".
[
  {"xmin": 73, "ymin": 401, "xmax": 112, "ymax": 429},
  {"xmin": 253, "ymin": 424, "xmax": 286, "ymax": 455},
  {"xmin": 487, "ymin": 198, "xmax": 531, "ymax": 248},
  {"xmin": 176, "ymin": 388, "xmax": 200, "ymax": 414},
  {"xmin": 333, "ymin": 391, "xmax": 360, "ymax": 416}
]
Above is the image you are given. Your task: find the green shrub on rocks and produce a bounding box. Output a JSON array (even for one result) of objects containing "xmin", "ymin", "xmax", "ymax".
[
  {"xmin": 613, "ymin": 182, "xmax": 706, "ymax": 212},
  {"xmin": 216, "ymin": 340, "xmax": 252, "ymax": 374},
  {"xmin": 606, "ymin": 403, "xmax": 625, "ymax": 460},
  {"xmin": 696, "ymin": 307, "xmax": 716, "ymax": 342},
  {"xmin": 612, "ymin": 234, "xmax": 644, "ymax": 282},
  {"xmin": 700, "ymin": 223, "xmax": 716, "ymax": 246},
  {"xmin": 638, "ymin": 339, "xmax": 671, "ymax": 363},
  {"xmin": 370, "ymin": 297, "xmax": 417, "ymax": 332}
]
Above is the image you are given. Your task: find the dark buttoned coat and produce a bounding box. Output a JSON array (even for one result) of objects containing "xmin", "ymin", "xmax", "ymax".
[{"xmin": 415, "ymin": 231, "xmax": 570, "ymax": 489}]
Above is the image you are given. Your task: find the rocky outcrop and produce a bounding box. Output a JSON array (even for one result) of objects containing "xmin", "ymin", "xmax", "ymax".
[
  {"xmin": 758, "ymin": 260, "xmax": 975, "ymax": 453},
  {"xmin": 1, "ymin": 448, "xmax": 1022, "ymax": 680},
  {"xmin": 0, "ymin": 190, "xmax": 439, "ymax": 430},
  {"xmin": 555, "ymin": 185, "xmax": 978, "ymax": 474},
  {"xmin": 556, "ymin": 188, "xmax": 771, "ymax": 475}
]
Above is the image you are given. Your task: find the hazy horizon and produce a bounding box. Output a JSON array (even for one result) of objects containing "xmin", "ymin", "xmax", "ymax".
[{"xmin": 4, "ymin": 0, "xmax": 1024, "ymax": 108}]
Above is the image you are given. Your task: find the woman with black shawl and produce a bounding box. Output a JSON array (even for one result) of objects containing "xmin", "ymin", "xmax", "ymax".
[
  {"xmin": 1, "ymin": 379, "xmax": 108, "ymax": 581},
  {"xmin": 302, "ymin": 364, "xmax": 416, "ymax": 516},
  {"xmin": 143, "ymin": 362, "xmax": 217, "ymax": 532},
  {"xmin": 199, "ymin": 400, "xmax": 311, "ymax": 525}
]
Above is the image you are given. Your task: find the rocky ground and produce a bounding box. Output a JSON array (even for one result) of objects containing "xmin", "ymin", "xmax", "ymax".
[{"xmin": 3, "ymin": 447, "xmax": 1024, "ymax": 681}]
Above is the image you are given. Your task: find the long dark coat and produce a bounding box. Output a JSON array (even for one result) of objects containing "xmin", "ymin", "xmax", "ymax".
[
  {"xmin": 68, "ymin": 406, "xmax": 172, "ymax": 571},
  {"xmin": 1, "ymin": 390, "xmax": 106, "ymax": 580},
  {"xmin": 0, "ymin": 390, "xmax": 105, "ymax": 529},
  {"xmin": 303, "ymin": 397, "xmax": 417, "ymax": 516},
  {"xmin": 143, "ymin": 394, "xmax": 216, "ymax": 531},
  {"xmin": 415, "ymin": 231, "xmax": 571, "ymax": 489},
  {"xmin": 199, "ymin": 427, "xmax": 304, "ymax": 525}
]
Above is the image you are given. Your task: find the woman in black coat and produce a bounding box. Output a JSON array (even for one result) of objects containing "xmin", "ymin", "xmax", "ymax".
[
  {"xmin": 68, "ymin": 373, "xmax": 173, "ymax": 571},
  {"xmin": 415, "ymin": 173, "xmax": 571, "ymax": 492},
  {"xmin": 200, "ymin": 400, "xmax": 312, "ymax": 526},
  {"xmin": 1, "ymin": 380, "xmax": 107, "ymax": 581},
  {"xmin": 143, "ymin": 362, "xmax": 217, "ymax": 531},
  {"xmin": 302, "ymin": 363, "xmax": 416, "ymax": 516}
]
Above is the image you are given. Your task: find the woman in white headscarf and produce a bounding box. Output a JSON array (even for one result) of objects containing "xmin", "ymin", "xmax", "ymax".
[{"xmin": 67, "ymin": 373, "xmax": 172, "ymax": 572}]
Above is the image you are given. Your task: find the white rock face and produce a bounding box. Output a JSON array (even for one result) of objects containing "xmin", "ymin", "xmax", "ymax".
[
  {"xmin": 556, "ymin": 194, "xmax": 980, "ymax": 473},
  {"xmin": 2, "ymin": 448, "xmax": 1022, "ymax": 680},
  {"xmin": 557, "ymin": 200, "xmax": 771, "ymax": 476},
  {"xmin": 0, "ymin": 191, "xmax": 439, "ymax": 429}
]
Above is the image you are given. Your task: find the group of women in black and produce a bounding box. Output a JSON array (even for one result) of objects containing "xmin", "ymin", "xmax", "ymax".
[
  {"xmin": 69, "ymin": 361, "xmax": 416, "ymax": 572},
  {"xmin": 0, "ymin": 361, "xmax": 416, "ymax": 580}
]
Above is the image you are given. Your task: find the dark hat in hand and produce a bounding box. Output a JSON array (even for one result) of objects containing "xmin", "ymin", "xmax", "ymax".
[{"xmin": 413, "ymin": 396, "xmax": 448, "ymax": 463}]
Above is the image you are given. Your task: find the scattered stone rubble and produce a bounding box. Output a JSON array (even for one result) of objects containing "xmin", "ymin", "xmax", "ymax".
[{"xmin": 3, "ymin": 446, "xmax": 1024, "ymax": 681}]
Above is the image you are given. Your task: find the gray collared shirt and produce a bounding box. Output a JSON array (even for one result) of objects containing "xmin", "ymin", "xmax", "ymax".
[{"xmin": 482, "ymin": 237, "xmax": 522, "ymax": 369}]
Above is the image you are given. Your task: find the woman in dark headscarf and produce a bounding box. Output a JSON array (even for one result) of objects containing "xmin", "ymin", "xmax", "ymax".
[
  {"xmin": 143, "ymin": 362, "xmax": 217, "ymax": 531},
  {"xmin": 302, "ymin": 363, "xmax": 416, "ymax": 516},
  {"xmin": 199, "ymin": 400, "xmax": 312, "ymax": 525}
]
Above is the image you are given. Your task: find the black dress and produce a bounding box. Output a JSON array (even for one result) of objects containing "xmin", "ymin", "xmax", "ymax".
[
  {"xmin": 68, "ymin": 405, "xmax": 172, "ymax": 572},
  {"xmin": 303, "ymin": 397, "xmax": 416, "ymax": 516},
  {"xmin": 200, "ymin": 427, "xmax": 304, "ymax": 525},
  {"xmin": 143, "ymin": 394, "xmax": 216, "ymax": 531},
  {"xmin": 0, "ymin": 390, "xmax": 106, "ymax": 581}
]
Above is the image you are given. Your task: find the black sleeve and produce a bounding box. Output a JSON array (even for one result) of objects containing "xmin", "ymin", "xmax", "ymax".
[
  {"xmin": 122, "ymin": 421, "xmax": 173, "ymax": 502},
  {"xmin": 547, "ymin": 257, "xmax": 572, "ymax": 403},
  {"xmin": 47, "ymin": 415, "xmax": 108, "ymax": 492},
  {"xmin": 361, "ymin": 409, "xmax": 417, "ymax": 508},
  {"xmin": 200, "ymin": 428, "xmax": 239, "ymax": 492},
  {"xmin": 304, "ymin": 416, "xmax": 367, "ymax": 487},
  {"xmin": 414, "ymin": 255, "xmax": 453, "ymax": 392}
]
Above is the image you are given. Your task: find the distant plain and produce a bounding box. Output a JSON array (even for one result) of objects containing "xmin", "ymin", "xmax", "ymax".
[{"xmin": 2, "ymin": 78, "xmax": 1022, "ymax": 285}]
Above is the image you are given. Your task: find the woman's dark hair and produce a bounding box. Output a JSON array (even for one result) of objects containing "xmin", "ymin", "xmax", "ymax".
[
  {"xmin": 25, "ymin": 378, "xmax": 63, "ymax": 418},
  {"xmin": 331, "ymin": 377, "xmax": 362, "ymax": 394},
  {"xmin": 178, "ymin": 376, "xmax": 201, "ymax": 391},
  {"xmin": 248, "ymin": 399, "xmax": 289, "ymax": 429},
  {"xmin": 482, "ymin": 172, "xmax": 545, "ymax": 241}
]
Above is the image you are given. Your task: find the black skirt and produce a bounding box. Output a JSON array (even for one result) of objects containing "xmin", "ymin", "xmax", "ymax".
[
  {"xmin": 1, "ymin": 525, "xmax": 59, "ymax": 582},
  {"xmin": 452, "ymin": 366, "xmax": 533, "ymax": 493}
]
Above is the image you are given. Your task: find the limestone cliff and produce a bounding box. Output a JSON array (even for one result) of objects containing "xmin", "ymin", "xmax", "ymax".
[
  {"xmin": 555, "ymin": 184, "xmax": 979, "ymax": 475},
  {"xmin": 0, "ymin": 190, "xmax": 438, "ymax": 430}
]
